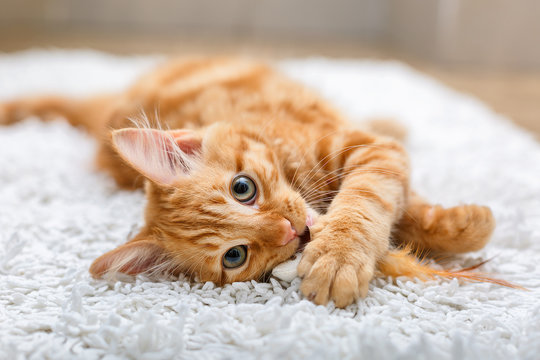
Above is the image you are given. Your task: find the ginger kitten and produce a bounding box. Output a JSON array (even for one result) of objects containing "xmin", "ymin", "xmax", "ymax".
[{"xmin": 0, "ymin": 57, "xmax": 501, "ymax": 308}]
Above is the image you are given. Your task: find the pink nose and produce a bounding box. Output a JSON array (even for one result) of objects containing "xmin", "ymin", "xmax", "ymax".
[{"xmin": 280, "ymin": 219, "xmax": 297, "ymax": 245}]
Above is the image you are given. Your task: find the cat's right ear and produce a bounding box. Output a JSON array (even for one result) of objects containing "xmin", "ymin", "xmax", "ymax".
[{"xmin": 112, "ymin": 128, "xmax": 202, "ymax": 186}]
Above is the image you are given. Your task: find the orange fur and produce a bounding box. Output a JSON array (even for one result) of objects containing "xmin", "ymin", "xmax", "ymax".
[{"xmin": 0, "ymin": 56, "xmax": 505, "ymax": 308}]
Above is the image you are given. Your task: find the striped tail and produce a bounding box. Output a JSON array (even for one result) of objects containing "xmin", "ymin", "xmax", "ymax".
[{"xmin": 378, "ymin": 247, "xmax": 525, "ymax": 290}]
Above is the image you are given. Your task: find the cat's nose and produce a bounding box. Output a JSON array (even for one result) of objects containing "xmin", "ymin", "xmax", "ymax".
[{"xmin": 279, "ymin": 219, "xmax": 297, "ymax": 245}]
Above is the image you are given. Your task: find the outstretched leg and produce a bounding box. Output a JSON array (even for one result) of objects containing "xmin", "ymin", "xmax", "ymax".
[
  {"xmin": 298, "ymin": 130, "xmax": 409, "ymax": 308},
  {"xmin": 393, "ymin": 193, "xmax": 495, "ymax": 254}
]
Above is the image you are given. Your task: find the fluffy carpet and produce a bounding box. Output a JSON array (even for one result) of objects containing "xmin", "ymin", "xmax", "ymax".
[{"xmin": 0, "ymin": 50, "xmax": 539, "ymax": 359}]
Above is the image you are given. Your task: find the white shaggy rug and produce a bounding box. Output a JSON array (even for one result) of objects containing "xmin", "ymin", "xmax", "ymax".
[{"xmin": 0, "ymin": 50, "xmax": 539, "ymax": 359}]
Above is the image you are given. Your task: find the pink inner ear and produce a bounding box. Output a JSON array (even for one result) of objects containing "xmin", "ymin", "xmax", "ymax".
[
  {"xmin": 169, "ymin": 129, "xmax": 202, "ymax": 155},
  {"xmin": 89, "ymin": 240, "xmax": 168, "ymax": 277},
  {"xmin": 112, "ymin": 128, "xmax": 202, "ymax": 186}
]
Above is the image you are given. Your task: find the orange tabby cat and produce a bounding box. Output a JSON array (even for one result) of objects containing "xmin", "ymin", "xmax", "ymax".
[{"xmin": 0, "ymin": 57, "xmax": 498, "ymax": 308}]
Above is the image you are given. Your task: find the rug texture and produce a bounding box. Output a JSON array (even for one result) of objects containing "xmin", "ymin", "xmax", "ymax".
[{"xmin": 0, "ymin": 50, "xmax": 539, "ymax": 359}]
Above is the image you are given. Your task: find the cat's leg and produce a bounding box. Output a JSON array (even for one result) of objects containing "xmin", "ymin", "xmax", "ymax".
[
  {"xmin": 392, "ymin": 193, "xmax": 495, "ymax": 254},
  {"xmin": 298, "ymin": 131, "xmax": 409, "ymax": 308}
]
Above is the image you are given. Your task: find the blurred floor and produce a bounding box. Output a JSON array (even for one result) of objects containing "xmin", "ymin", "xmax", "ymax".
[{"xmin": 0, "ymin": 29, "xmax": 538, "ymax": 139}]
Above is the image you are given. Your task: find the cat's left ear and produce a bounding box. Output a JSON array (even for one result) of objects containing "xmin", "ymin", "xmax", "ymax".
[
  {"xmin": 89, "ymin": 239, "xmax": 173, "ymax": 278},
  {"xmin": 112, "ymin": 128, "xmax": 202, "ymax": 186}
]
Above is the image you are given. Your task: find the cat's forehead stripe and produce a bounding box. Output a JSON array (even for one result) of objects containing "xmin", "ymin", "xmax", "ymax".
[
  {"xmin": 235, "ymin": 151, "xmax": 244, "ymax": 173},
  {"xmin": 193, "ymin": 204, "xmax": 226, "ymax": 219},
  {"xmin": 188, "ymin": 231, "xmax": 220, "ymax": 244}
]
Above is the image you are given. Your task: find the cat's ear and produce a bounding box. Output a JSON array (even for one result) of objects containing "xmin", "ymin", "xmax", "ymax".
[
  {"xmin": 112, "ymin": 128, "xmax": 202, "ymax": 186},
  {"xmin": 89, "ymin": 239, "xmax": 172, "ymax": 278}
]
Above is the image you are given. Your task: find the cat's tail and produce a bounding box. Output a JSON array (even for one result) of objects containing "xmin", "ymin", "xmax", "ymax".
[
  {"xmin": 0, "ymin": 94, "xmax": 119, "ymax": 136},
  {"xmin": 378, "ymin": 247, "xmax": 525, "ymax": 289}
]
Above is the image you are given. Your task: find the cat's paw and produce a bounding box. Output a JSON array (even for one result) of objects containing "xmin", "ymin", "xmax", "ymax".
[
  {"xmin": 297, "ymin": 224, "xmax": 375, "ymax": 308},
  {"xmin": 423, "ymin": 204, "xmax": 495, "ymax": 253}
]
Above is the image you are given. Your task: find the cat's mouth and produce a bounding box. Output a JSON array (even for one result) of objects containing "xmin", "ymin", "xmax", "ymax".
[
  {"xmin": 297, "ymin": 227, "xmax": 311, "ymax": 251},
  {"xmin": 296, "ymin": 208, "xmax": 316, "ymax": 251}
]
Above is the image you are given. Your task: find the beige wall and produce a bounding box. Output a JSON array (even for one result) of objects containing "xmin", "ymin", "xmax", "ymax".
[
  {"xmin": 0, "ymin": 0, "xmax": 386, "ymax": 40},
  {"xmin": 389, "ymin": 0, "xmax": 540, "ymax": 68},
  {"xmin": 1, "ymin": 0, "xmax": 539, "ymax": 68}
]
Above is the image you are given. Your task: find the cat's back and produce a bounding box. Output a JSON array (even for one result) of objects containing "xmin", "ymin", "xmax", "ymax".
[
  {"xmin": 130, "ymin": 56, "xmax": 270, "ymax": 98},
  {"xmin": 124, "ymin": 56, "xmax": 345, "ymax": 130}
]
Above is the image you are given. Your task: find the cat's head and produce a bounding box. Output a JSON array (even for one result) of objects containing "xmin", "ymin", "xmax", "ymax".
[{"xmin": 90, "ymin": 123, "xmax": 315, "ymax": 284}]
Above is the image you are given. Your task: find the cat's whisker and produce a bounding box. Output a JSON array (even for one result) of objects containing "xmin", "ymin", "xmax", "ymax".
[
  {"xmin": 299, "ymin": 166, "xmax": 402, "ymax": 201},
  {"xmin": 254, "ymin": 111, "xmax": 281, "ymax": 142},
  {"xmin": 289, "ymin": 129, "xmax": 342, "ymax": 190},
  {"xmin": 293, "ymin": 144, "xmax": 391, "ymax": 194},
  {"xmin": 179, "ymin": 252, "xmax": 210, "ymax": 280},
  {"xmin": 293, "ymin": 144, "xmax": 367, "ymax": 191},
  {"xmin": 298, "ymin": 166, "xmax": 402, "ymax": 203},
  {"xmin": 147, "ymin": 250, "xmax": 198, "ymax": 278},
  {"xmin": 306, "ymin": 193, "xmax": 412, "ymax": 220},
  {"xmin": 301, "ymin": 171, "xmax": 402, "ymax": 204}
]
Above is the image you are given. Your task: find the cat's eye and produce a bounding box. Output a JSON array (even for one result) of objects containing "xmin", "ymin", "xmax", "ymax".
[
  {"xmin": 230, "ymin": 175, "xmax": 257, "ymax": 204},
  {"xmin": 223, "ymin": 245, "xmax": 248, "ymax": 269}
]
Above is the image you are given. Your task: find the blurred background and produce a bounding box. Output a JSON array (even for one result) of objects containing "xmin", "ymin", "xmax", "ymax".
[{"xmin": 1, "ymin": 0, "xmax": 539, "ymax": 137}]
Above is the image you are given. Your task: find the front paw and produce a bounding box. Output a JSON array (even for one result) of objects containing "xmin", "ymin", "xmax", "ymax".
[{"xmin": 297, "ymin": 226, "xmax": 376, "ymax": 308}]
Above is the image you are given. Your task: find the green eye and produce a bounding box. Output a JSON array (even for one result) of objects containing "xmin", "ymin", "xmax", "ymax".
[
  {"xmin": 231, "ymin": 175, "xmax": 257, "ymax": 203},
  {"xmin": 223, "ymin": 245, "xmax": 248, "ymax": 269}
]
